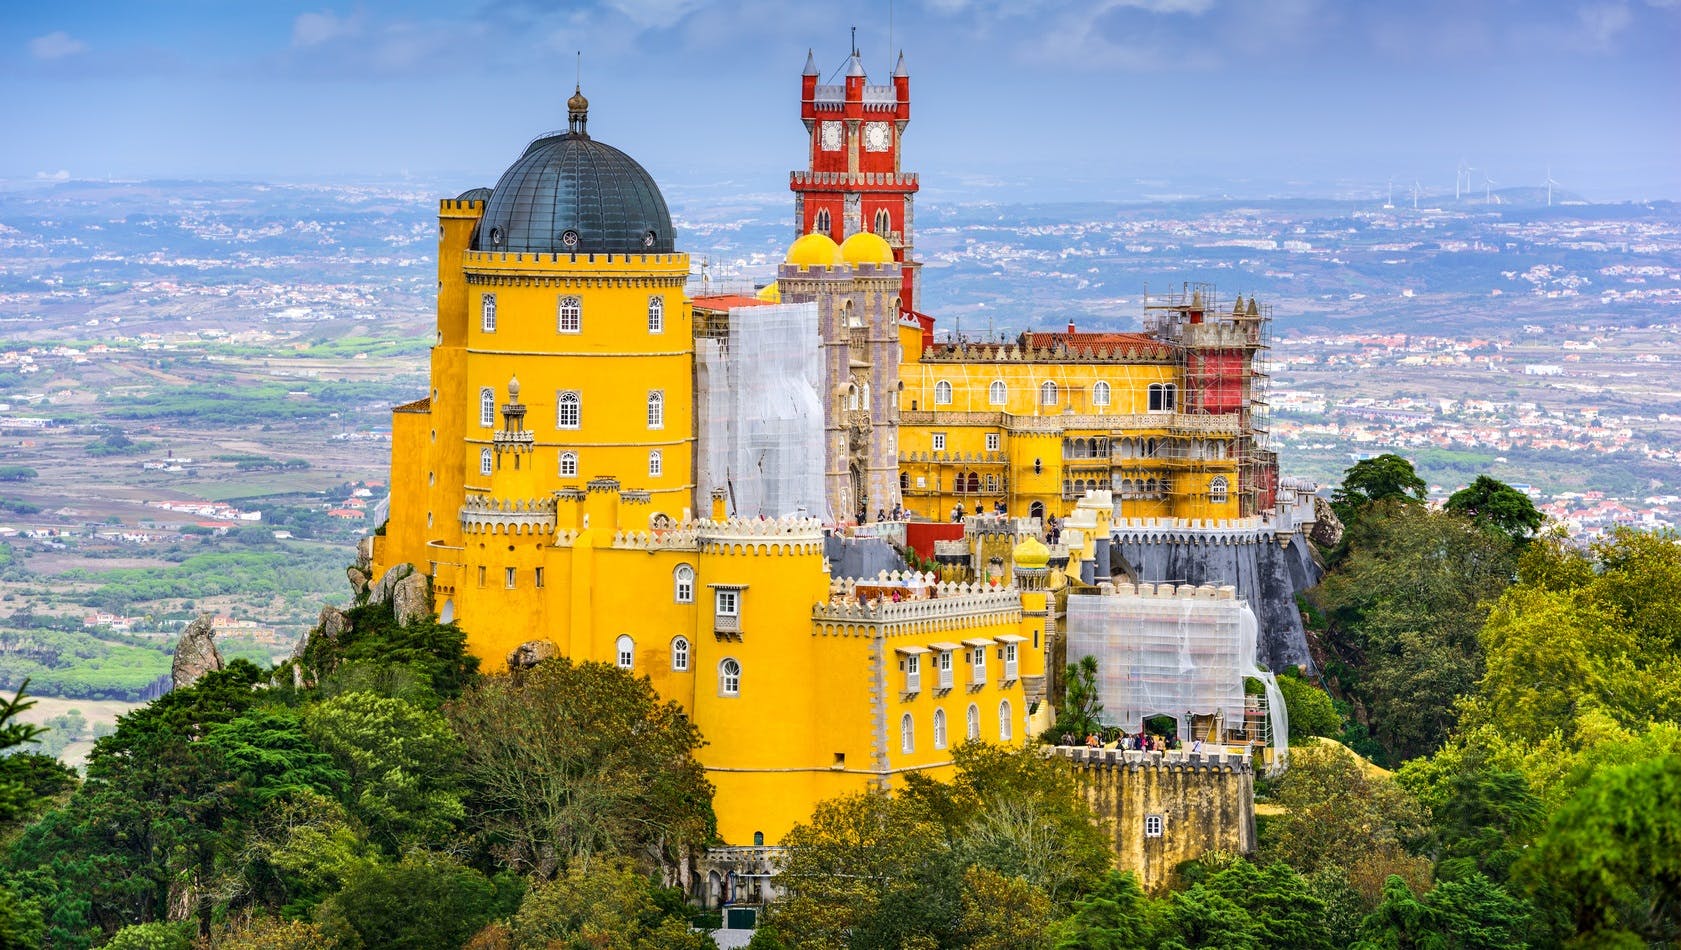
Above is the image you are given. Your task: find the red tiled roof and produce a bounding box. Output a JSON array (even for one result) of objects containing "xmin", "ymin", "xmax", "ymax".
[
  {"xmin": 393, "ymin": 397, "xmax": 431, "ymax": 412},
  {"xmin": 691, "ymin": 294, "xmax": 770, "ymax": 312},
  {"xmin": 1021, "ymin": 331, "xmax": 1158, "ymax": 350}
]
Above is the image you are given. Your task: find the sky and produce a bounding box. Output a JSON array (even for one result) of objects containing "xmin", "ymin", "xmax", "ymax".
[{"xmin": 2, "ymin": 0, "xmax": 1679, "ymax": 201}]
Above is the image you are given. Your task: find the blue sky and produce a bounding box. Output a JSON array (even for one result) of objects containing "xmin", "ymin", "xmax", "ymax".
[{"xmin": 3, "ymin": 0, "xmax": 1678, "ymax": 200}]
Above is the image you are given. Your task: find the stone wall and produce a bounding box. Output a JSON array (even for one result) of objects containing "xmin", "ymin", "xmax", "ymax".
[
  {"xmin": 1057, "ymin": 745, "xmax": 1255, "ymax": 893},
  {"xmin": 1111, "ymin": 529, "xmax": 1320, "ymax": 670}
]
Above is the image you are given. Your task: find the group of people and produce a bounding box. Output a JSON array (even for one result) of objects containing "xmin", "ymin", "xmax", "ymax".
[
  {"xmin": 1064, "ymin": 729, "xmax": 1182, "ymax": 753},
  {"xmin": 950, "ymin": 499, "xmax": 1011, "ymax": 522}
]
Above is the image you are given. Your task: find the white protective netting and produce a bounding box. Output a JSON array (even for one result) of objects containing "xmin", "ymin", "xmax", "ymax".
[
  {"xmin": 696, "ymin": 301, "xmax": 829, "ymax": 522},
  {"xmin": 1066, "ymin": 584, "xmax": 1288, "ymax": 770}
]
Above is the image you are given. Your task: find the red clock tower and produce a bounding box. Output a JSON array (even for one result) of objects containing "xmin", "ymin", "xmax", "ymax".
[{"xmin": 793, "ymin": 46, "xmax": 921, "ymax": 313}]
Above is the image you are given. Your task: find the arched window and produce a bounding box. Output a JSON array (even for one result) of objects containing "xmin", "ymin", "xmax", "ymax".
[
  {"xmin": 965, "ymin": 472, "xmax": 980, "ymax": 493},
  {"xmin": 988, "ymin": 380, "xmax": 1007, "ymax": 406},
  {"xmin": 966, "ymin": 704, "xmax": 980, "ymax": 741},
  {"xmin": 480, "ymin": 293, "xmax": 496, "ymax": 332},
  {"xmin": 647, "ymin": 295, "xmax": 664, "ymax": 334},
  {"xmin": 479, "ymin": 387, "xmax": 496, "ymax": 428},
  {"xmin": 873, "ymin": 208, "xmax": 892, "ymax": 235},
  {"xmin": 1093, "ymin": 380, "xmax": 1111, "ymax": 407},
  {"xmin": 933, "ymin": 708, "xmax": 948, "ymax": 750},
  {"xmin": 647, "ymin": 391, "xmax": 663, "ymax": 429},
  {"xmin": 1209, "ymin": 475, "xmax": 1229, "ymax": 505},
  {"xmin": 900, "ymin": 471, "xmax": 910, "ymax": 490},
  {"xmin": 900, "ymin": 713, "xmax": 914, "ymax": 754},
  {"xmin": 1148, "ymin": 382, "xmax": 1177, "ymax": 412},
  {"xmin": 1040, "ymin": 381, "xmax": 1058, "ymax": 406},
  {"xmin": 999, "ymin": 700, "xmax": 1013, "ymax": 741},
  {"xmin": 814, "ymin": 209, "xmax": 831, "ymax": 235},
  {"xmin": 673, "ymin": 564, "xmax": 695, "ymax": 603},
  {"xmin": 934, "ymin": 380, "xmax": 953, "ymax": 405},
  {"xmin": 719, "ymin": 658, "xmax": 741, "ymax": 697},
  {"xmin": 557, "ymin": 391, "xmax": 580, "ymax": 429},
  {"xmin": 648, "ymin": 450, "xmax": 662, "ymax": 478},
  {"xmin": 615, "ymin": 635, "xmax": 634, "ymax": 670},
  {"xmin": 671, "ymin": 636, "xmax": 689, "ymax": 672},
  {"xmin": 479, "ymin": 448, "xmax": 492, "ymax": 476},
  {"xmin": 559, "ymin": 451, "xmax": 578, "ymax": 478},
  {"xmin": 557, "ymin": 295, "xmax": 582, "ymax": 333}
]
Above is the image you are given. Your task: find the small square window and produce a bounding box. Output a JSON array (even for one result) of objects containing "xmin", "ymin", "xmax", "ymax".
[
  {"xmin": 985, "ymin": 433, "xmax": 999, "ymax": 452},
  {"xmin": 931, "ymin": 432, "xmax": 946, "ymax": 452},
  {"xmin": 716, "ymin": 589, "xmax": 739, "ymax": 616},
  {"xmin": 477, "ymin": 565, "xmax": 486, "ymax": 587}
]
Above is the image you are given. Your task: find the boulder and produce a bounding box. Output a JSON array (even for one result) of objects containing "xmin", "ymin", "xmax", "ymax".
[
  {"xmin": 171, "ymin": 613, "xmax": 224, "ymax": 691},
  {"xmin": 392, "ymin": 573, "xmax": 430, "ymax": 627},
  {"xmin": 356, "ymin": 536, "xmax": 374, "ymax": 571},
  {"xmin": 347, "ymin": 566, "xmax": 370, "ymax": 599},
  {"xmin": 370, "ymin": 563, "xmax": 415, "ymax": 607},
  {"xmin": 507, "ymin": 640, "xmax": 558, "ymax": 672},
  {"xmin": 1308, "ymin": 496, "xmax": 1345, "ymax": 549}
]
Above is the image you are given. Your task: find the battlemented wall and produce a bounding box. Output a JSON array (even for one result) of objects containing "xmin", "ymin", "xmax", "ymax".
[{"xmin": 1056, "ymin": 745, "xmax": 1256, "ymax": 893}]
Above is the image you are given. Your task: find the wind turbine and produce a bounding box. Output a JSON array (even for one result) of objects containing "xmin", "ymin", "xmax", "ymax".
[
  {"xmin": 1412, "ymin": 180, "xmax": 1422, "ymax": 210},
  {"xmin": 1484, "ymin": 173, "xmax": 1496, "ymax": 206},
  {"xmin": 1385, "ymin": 178, "xmax": 1395, "ymax": 209},
  {"xmin": 1456, "ymin": 159, "xmax": 1470, "ymax": 201},
  {"xmin": 1545, "ymin": 167, "xmax": 1561, "ymax": 207}
]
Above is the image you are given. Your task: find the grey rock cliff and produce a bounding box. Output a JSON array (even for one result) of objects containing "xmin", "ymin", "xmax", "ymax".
[{"xmin": 171, "ymin": 613, "xmax": 224, "ymax": 690}]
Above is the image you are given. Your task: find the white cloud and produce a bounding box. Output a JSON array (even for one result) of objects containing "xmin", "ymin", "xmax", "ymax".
[
  {"xmin": 34, "ymin": 170, "xmax": 71, "ymax": 181},
  {"xmin": 602, "ymin": 0, "xmax": 710, "ymax": 28},
  {"xmin": 1578, "ymin": 2, "xmax": 1634, "ymax": 48},
  {"xmin": 29, "ymin": 31, "xmax": 88, "ymax": 60},
  {"xmin": 292, "ymin": 11, "xmax": 361, "ymax": 47}
]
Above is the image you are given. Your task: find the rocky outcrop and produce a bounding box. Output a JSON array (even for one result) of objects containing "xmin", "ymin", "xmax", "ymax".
[
  {"xmin": 392, "ymin": 573, "xmax": 429, "ymax": 627},
  {"xmin": 171, "ymin": 613, "xmax": 224, "ymax": 690},
  {"xmin": 507, "ymin": 640, "xmax": 558, "ymax": 672},
  {"xmin": 347, "ymin": 566, "xmax": 370, "ymax": 600},
  {"xmin": 370, "ymin": 563, "xmax": 415, "ymax": 607},
  {"xmin": 1308, "ymin": 496, "xmax": 1344, "ymax": 549}
]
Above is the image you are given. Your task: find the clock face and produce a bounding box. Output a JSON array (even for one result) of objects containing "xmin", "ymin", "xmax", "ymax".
[
  {"xmin": 820, "ymin": 121, "xmax": 843, "ymax": 151},
  {"xmin": 863, "ymin": 122, "xmax": 891, "ymax": 152}
]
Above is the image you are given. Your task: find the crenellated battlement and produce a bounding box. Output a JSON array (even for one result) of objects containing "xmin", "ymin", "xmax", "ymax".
[
  {"xmin": 918, "ymin": 341, "xmax": 1174, "ymax": 364},
  {"xmin": 813, "ymin": 572, "xmax": 1021, "ymax": 632},
  {"xmin": 1083, "ymin": 581, "xmax": 1240, "ymax": 601},
  {"xmin": 1108, "ymin": 517, "xmax": 1276, "ymax": 546},
  {"xmin": 459, "ymin": 495, "xmax": 557, "ymax": 535},
  {"xmin": 1051, "ymin": 744, "xmax": 1254, "ymax": 774}
]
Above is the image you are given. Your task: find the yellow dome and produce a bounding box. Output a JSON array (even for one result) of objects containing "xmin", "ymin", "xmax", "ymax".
[
  {"xmin": 785, "ymin": 232, "xmax": 842, "ymax": 267},
  {"xmin": 1013, "ymin": 535, "xmax": 1050, "ymax": 571},
  {"xmin": 756, "ymin": 280, "xmax": 781, "ymax": 303},
  {"xmin": 840, "ymin": 231, "xmax": 895, "ymax": 265}
]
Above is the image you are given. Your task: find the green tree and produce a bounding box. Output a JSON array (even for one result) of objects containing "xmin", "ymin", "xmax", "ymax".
[
  {"xmin": 1050, "ymin": 655, "xmax": 1104, "ymax": 742},
  {"xmin": 956, "ymin": 867, "xmax": 1055, "ymax": 950},
  {"xmin": 1354, "ymin": 873, "xmax": 1534, "ymax": 950},
  {"xmin": 1445, "ymin": 476, "xmax": 1543, "ymax": 543},
  {"xmin": 1049, "ymin": 870, "xmax": 1159, "ymax": 949},
  {"xmin": 481, "ymin": 856, "xmax": 713, "ymax": 950},
  {"xmin": 1260, "ymin": 743, "xmax": 1428, "ymax": 900},
  {"xmin": 1518, "ymin": 755, "xmax": 1681, "ymax": 945},
  {"xmin": 1198, "ymin": 860, "xmax": 1332, "ymax": 950},
  {"xmin": 772, "ymin": 790, "xmax": 954, "ymax": 949},
  {"xmin": 904, "ymin": 742, "xmax": 1111, "ymax": 905},
  {"xmin": 314, "ymin": 852, "xmax": 502, "ymax": 950},
  {"xmin": 1274, "ymin": 674, "xmax": 1340, "ymax": 741},
  {"xmin": 1331, "ymin": 454, "xmax": 1426, "ymax": 522},
  {"xmin": 104, "ymin": 921, "xmax": 194, "ymax": 950},
  {"xmin": 302, "ymin": 691, "xmax": 464, "ymax": 851},
  {"xmin": 448, "ymin": 657, "xmax": 714, "ymax": 877},
  {"xmin": 1312, "ymin": 504, "xmax": 1518, "ymax": 762}
]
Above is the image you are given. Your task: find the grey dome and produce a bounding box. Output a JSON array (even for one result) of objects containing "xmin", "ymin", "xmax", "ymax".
[{"xmin": 474, "ymin": 129, "xmax": 674, "ymax": 256}]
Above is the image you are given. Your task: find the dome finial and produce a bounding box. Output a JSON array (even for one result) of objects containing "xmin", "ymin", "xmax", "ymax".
[{"xmin": 568, "ymin": 51, "xmax": 589, "ymax": 136}]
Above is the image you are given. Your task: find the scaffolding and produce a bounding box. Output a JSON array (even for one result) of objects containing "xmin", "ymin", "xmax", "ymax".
[
  {"xmin": 1142, "ymin": 283, "xmax": 1274, "ymax": 518},
  {"xmin": 1065, "ymin": 582, "xmax": 1288, "ymax": 772},
  {"xmin": 697, "ymin": 302, "xmax": 830, "ymax": 521}
]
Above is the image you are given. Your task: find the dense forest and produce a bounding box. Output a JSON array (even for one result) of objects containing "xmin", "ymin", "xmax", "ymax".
[{"xmin": 0, "ymin": 454, "xmax": 1673, "ymax": 948}]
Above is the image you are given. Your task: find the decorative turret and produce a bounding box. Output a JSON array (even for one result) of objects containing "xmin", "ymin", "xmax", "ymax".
[
  {"xmin": 1012, "ymin": 534, "xmax": 1051, "ymax": 591},
  {"xmin": 567, "ymin": 84, "xmax": 589, "ymax": 136}
]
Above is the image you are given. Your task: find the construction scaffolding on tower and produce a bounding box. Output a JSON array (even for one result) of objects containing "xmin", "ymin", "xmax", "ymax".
[{"xmin": 1141, "ymin": 282, "xmax": 1275, "ymax": 518}]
